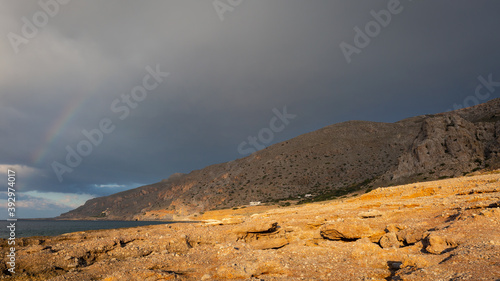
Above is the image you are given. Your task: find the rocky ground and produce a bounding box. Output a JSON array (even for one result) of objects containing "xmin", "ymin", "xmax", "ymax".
[{"xmin": 2, "ymin": 171, "xmax": 500, "ymax": 280}]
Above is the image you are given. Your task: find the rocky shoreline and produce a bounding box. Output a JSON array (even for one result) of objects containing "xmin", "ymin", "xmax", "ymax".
[{"xmin": 1, "ymin": 172, "xmax": 500, "ymax": 280}]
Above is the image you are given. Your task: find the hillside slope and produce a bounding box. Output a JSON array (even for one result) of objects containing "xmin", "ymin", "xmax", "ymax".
[{"xmin": 59, "ymin": 99, "xmax": 500, "ymax": 220}]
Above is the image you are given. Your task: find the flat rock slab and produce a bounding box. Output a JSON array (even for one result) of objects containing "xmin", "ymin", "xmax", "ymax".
[
  {"xmin": 234, "ymin": 221, "xmax": 278, "ymax": 234},
  {"xmin": 320, "ymin": 220, "xmax": 382, "ymax": 241}
]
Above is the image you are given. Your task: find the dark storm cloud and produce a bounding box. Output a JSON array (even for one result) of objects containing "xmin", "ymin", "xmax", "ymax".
[{"xmin": 1, "ymin": 0, "xmax": 500, "ymax": 218}]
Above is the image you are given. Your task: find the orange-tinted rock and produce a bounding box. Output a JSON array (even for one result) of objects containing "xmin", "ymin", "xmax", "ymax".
[{"xmin": 320, "ymin": 220, "xmax": 375, "ymax": 241}]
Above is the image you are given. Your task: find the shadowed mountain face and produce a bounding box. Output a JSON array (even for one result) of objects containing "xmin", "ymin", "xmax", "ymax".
[{"xmin": 59, "ymin": 99, "xmax": 500, "ymax": 220}]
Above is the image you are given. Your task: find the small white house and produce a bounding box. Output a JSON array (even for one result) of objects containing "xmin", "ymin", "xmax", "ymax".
[
  {"xmin": 305, "ymin": 194, "xmax": 313, "ymax": 198},
  {"xmin": 249, "ymin": 201, "xmax": 261, "ymax": 206}
]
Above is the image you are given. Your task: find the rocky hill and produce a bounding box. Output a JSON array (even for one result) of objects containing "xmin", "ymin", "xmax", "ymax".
[{"xmin": 59, "ymin": 99, "xmax": 500, "ymax": 220}]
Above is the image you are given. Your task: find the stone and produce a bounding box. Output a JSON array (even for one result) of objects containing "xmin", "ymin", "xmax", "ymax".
[
  {"xmin": 233, "ymin": 221, "xmax": 288, "ymax": 250},
  {"xmin": 320, "ymin": 220, "xmax": 375, "ymax": 241},
  {"xmin": 425, "ymin": 233, "xmax": 457, "ymax": 254},
  {"xmin": 385, "ymin": 223, "xmax": 405, "ymax": 233},
  {"xmin": 359, "ymin": 210, "xmax": 384, "ymax": 218},
  {"xmin": 396, "ymin": 228, "xmax": 426, "ymax": 245},
  {"xmin": 379, "ymin": 232, "xmax": 401, "ymax": 249},
  {"xmin": 201, "ymin": 274, "xmax": 212, "ymax": 280},
  {"xmin": 234, "ymin": 221, "xmax": 278, "ymax": 235},
  {"xmin": 388, "ymin": 261, "xmax": 402, "ymax": 270},
  {"xmin": 350, "ymin": 238, "xmax": 385, "ymax": 264},
  {"xmin": 249, "ymin": 237, "xmax": 289, "ymax": 250}
]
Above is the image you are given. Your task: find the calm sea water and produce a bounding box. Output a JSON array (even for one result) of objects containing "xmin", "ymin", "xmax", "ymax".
[{"xmin": 0, "ymin": 220, "xmax": 186, "ymax": 238}]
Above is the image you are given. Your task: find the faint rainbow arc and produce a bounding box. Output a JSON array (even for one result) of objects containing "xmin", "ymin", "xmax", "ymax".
[{"xmin": 32, "ymin": 95, "xmax": 89, "ymax": 165}]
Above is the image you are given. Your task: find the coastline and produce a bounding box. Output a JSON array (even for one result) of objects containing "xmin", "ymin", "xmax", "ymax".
[
  {"xmin": 0, "ymin": 220, "xmax": 197, "ymax": 239},
  {"xmin": 1, "ymin": 172, "xmax": 499, "ymax": 280}
]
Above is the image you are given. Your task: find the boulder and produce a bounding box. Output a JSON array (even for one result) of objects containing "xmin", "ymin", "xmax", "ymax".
[
  {"xmin": 385, "ymin": 224, "xmax": 406, "ymax": 233},
  {"xmin": 425, "ymin": 233, "xmax": 458, "ymax": 254},
  {"xmin": 234, "ymin": 221, "xmax": 278, "ymax": 235},
  {"xmin": 397, "ymin": 228, "xmax": 426, "ymax": 245},
  {"xmin": 233, "ymin": 221, "xmax": 288, "ymax": 250},
  {"xmin": 379, "ymin": 232, "xmax": 401, "ymax": 249},
  {"xmin": 320, "ymin": 220, "xmax": 379, "ymax": 241}
]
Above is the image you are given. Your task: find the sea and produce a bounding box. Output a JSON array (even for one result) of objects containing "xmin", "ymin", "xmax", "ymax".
[{"xmin": 0, "ymin": 220, "xmax": 188, "ymax": 238}]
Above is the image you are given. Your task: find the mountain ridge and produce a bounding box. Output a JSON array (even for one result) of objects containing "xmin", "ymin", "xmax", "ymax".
[{"xmin": 59, "ymin": 98, "xmax": 500, "ymax": 220}]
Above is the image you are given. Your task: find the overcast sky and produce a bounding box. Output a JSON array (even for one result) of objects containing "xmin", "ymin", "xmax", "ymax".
[{"xmin": 1, "ymin": 0, "xmax": 500, "ymax": 218}]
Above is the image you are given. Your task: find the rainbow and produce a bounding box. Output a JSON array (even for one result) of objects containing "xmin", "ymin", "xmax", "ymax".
[{"xmin": 32, "ymin": 95, "xmax": 89, "ymax": 165}]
